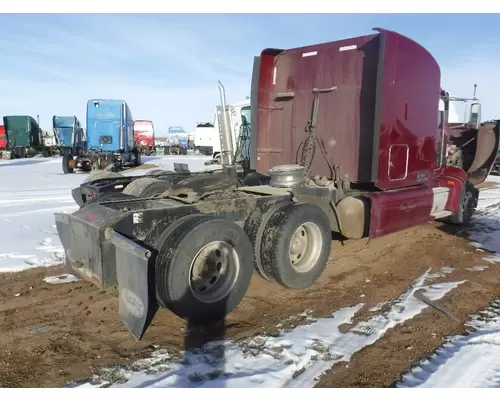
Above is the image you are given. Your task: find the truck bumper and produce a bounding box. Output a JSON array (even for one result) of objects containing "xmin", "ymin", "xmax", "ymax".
[{"xmin": 54, "ymin": 204, "xmax": 159, "ymax": 340}]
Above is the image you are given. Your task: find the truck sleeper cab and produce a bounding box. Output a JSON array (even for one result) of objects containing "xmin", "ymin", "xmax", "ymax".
[
  {"xmin": 133, "ymin": 120, "xmax": 155, "ymax": 156},
  {"xmin": 3, "ymin": 115, "xmax": 42, "ymax": 159},
  {"xmin": 55, "ymin": 28, "xmax": 500, "ymax": 341},
  {"xmin": 53, "ymin": 115, "xmax": 86, "ymax": 154},
  {"xmin": 61, "ymin": 99, "xmax": 141, "ymax": 174}
]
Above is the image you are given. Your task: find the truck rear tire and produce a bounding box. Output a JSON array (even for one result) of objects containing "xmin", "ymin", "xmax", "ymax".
[
  {"xmin": 244, "ymin": 200, "xmax": 294, "ymax": 282},
  {"xmin": 122, "ymin": 177, "xmax": 173, "ymax": 198},
  {"xmin": 62, "ymin": 154, "xmax": 74, "ymax": 174},
  {"xmin": 134, "ymin": 150, "xmax": 141, "ymax": 167},
  {"xmin": 155, "ymin": 214, "xmax": 254, "ymax": 324},
  {"xmin": 260, "ymin": 203, "xmax": 332, "ymax": 290}
]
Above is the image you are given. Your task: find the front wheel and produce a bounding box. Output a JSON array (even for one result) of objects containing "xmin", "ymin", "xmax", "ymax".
[
  {"xmin": 154, "ymin": 214, "xmax": 254, "ymax": 324},
  {"xmin": 62, "ymin": 153, "xmax": 74, "ymax": 174},
  {"xmin": 448, "ymin": 182, "xmax": 478, "ymax": 225}
]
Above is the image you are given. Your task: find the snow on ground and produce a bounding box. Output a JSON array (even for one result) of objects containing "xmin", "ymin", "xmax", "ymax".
[
  {"xmin": 3, "ymin": 155, "xmax": 500, "ymax": 387},
  {"xmin": 394, "ymin": 180, "xmax": 500, "ymax": 389},
  {"xmin": 42, "ymin": 273, "xmax": 82, "ymax": 284},
  {"xmin": 70, "ymin": 268, "xmax": 465, "ymax": 388},
  {"xmin": 397, "ymin": 300, "xmax": 500, "ymax": 388},
  {"xmin": 0, "ymin": 155, "xmax": 211, "ymax": 272}
]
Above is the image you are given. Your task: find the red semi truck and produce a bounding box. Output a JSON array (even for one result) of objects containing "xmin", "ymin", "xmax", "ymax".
[
  {"xmin": 0, "ymin": 125, "xmax": 6, "ymax": 151},
  {"xmin": 133, "ymin": 120, "xmax": 155, "ymax": 156},
  {"xmin": 55, "ymin": 28, "xmax": 499, "ymax": 340}
]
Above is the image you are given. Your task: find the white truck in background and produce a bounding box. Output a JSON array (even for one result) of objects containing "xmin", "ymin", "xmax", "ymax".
[{"xmin": 194, "ymin": 97, "xmax": 251, "ymax": 164}]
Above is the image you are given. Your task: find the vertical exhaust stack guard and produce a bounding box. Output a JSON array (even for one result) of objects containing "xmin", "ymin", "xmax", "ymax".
[{"xmin": 218, "ymin": 81, "xmax": 235, "ymax": 165}]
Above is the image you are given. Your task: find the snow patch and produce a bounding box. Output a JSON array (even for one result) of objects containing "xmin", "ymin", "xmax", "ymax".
[
  {"xmin": 0, "ymin": 155, "xmax": 211, "ymax": 272},
  {"xmin": 43, "ymin": 273, "xmax": 81, "ymax": 284},
  {"xmin": 68, "ymin": 269, "xmax": 465, "ymax": 388},
  {"xmin": 398, "ymin": 300, "xmax": 500, "ymax": 388}
]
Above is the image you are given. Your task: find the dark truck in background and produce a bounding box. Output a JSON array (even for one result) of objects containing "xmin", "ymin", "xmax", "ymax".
[
  {"xmin": 55, "ymin": 28, "xmax": 500, "ymax": 341},
  {"xmin": 3, "ymin": 115, "xmax": 43, "ymax": 158}
]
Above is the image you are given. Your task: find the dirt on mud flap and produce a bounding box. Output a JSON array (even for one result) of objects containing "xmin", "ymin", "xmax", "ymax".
[{"xmin": 1, "ymin": 221, "xmax": 500, "ymax": 388}]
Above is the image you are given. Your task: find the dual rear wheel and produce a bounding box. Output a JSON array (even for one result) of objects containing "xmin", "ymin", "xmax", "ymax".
[{"xmin": 150, "ymin": 202, "xmax": 332, "ymax": 324}]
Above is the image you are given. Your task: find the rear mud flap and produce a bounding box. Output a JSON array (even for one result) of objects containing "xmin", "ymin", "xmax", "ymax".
[
  {"xmin": 106, "ymin": 229, "xmax": 159, "ymax": 341},
  {"xmin": 71, "ymin": 187, "xmax": 85, "ymax": 207}
]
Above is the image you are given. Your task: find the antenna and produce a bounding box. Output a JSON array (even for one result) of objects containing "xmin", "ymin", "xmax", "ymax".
[{"xmin": 473, "ymin": 84, "xmax": 477, "ymax": 98}]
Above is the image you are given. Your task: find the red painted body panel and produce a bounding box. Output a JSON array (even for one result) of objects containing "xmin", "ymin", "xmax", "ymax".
[
  {"xmin": 374, "ymin": 28, "xmax": 441, "ymax": 190},
  {"xmin": 0, "ymin": 125, "xmax": 5, "ymax": 149},
  {"xmin": 256, "ymin": 28, "xmax": 442, "ymax": 191},
  {"xmin": 256, "ymin": 34, "xmax": 379, "ymax": 181},
  {"xmin": 365, "ymin": 185, "xmax": 434, "ymax": 238},
  {"xmin": 133, "ymin": 120, "xmax": 155, "ymax": 148},
  {"xmin": 438, "ymin": 166, "xmax": 468, "ymax": 212}
]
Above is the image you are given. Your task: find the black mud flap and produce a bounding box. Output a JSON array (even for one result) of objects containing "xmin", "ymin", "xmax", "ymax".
[
  {"xmin": 107, "ymin": 229, "xmax": 159, "ymax": 341},
  {"xmin": 71, "ymin": 187, "xmax": 85, "ymax": 207}
]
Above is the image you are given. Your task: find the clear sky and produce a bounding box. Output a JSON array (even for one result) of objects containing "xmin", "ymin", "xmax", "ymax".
[{"xmin": 0, "ymin": 13, "xmax": 498, "ymax": 134}]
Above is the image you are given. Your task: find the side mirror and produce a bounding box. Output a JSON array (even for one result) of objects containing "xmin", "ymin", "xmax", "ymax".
[
  {"xmin": 467, "ymin": 102, "xmax": 481, "ymax": 129},
  {"xmin": 241, "ymin": 115, "xmax": 248, "ymax": 126}
]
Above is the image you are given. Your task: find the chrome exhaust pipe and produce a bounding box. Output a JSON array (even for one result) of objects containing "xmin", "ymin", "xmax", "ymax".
[{"xmin": 218, "ymin": 80, "xmax": 235, "ymax": 165}]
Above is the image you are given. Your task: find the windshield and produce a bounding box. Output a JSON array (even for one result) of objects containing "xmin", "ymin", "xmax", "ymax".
[
  {"xmin": 240, "ymin": 106, "xmax": 251, "ymax": 125},
  {"xmin": 53, "ymin": 116, "xmax": 75, "ymax": 128},
  {"xmin": 168, "ymin": 126, "xmax": 185, "ymax": 133},
  {"xmin": 134, "ymin": 121, "xmax": 153, "ymax": 132}
]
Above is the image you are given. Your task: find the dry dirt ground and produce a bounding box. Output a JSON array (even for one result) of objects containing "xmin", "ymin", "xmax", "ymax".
[{"xmin": 1, "ymin": 218, "xmax": 499, "ymax": 388}]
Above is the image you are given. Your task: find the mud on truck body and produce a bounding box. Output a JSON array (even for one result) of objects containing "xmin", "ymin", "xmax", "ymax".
[
  {"xmin": 61, "ymin": 99, "xmax": 142, "ymax": 174},
  {"xmin": 55, "ymin": 28, "xmax": 500, "ymax": 341}
]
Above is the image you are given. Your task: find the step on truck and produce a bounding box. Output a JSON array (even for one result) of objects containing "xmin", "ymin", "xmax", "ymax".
[
  {"xmin": 133, "ymin": 120, "xmax": 155, "ymax": 156},
  {"xmin": 62, "ymin": 99, "xmax": 142, "ymax": 174},
  {"xmin": 55, "ymin": 28, "xmax": 500, "ymax": 341}
]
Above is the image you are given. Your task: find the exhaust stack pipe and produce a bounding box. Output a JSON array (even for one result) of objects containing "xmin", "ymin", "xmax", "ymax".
[{"xmin": 218, "ymin": 80, "xmax": 235, "ymax": 165}]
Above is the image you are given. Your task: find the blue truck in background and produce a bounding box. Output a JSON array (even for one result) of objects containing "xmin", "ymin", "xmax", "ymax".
[
  {"xmin": 61, "ymin": 99, "xmax": 141, "ymax": 174},
  {"xmin": 53, "ymin": 115, "xmax": 86, "ymax": 155}
]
